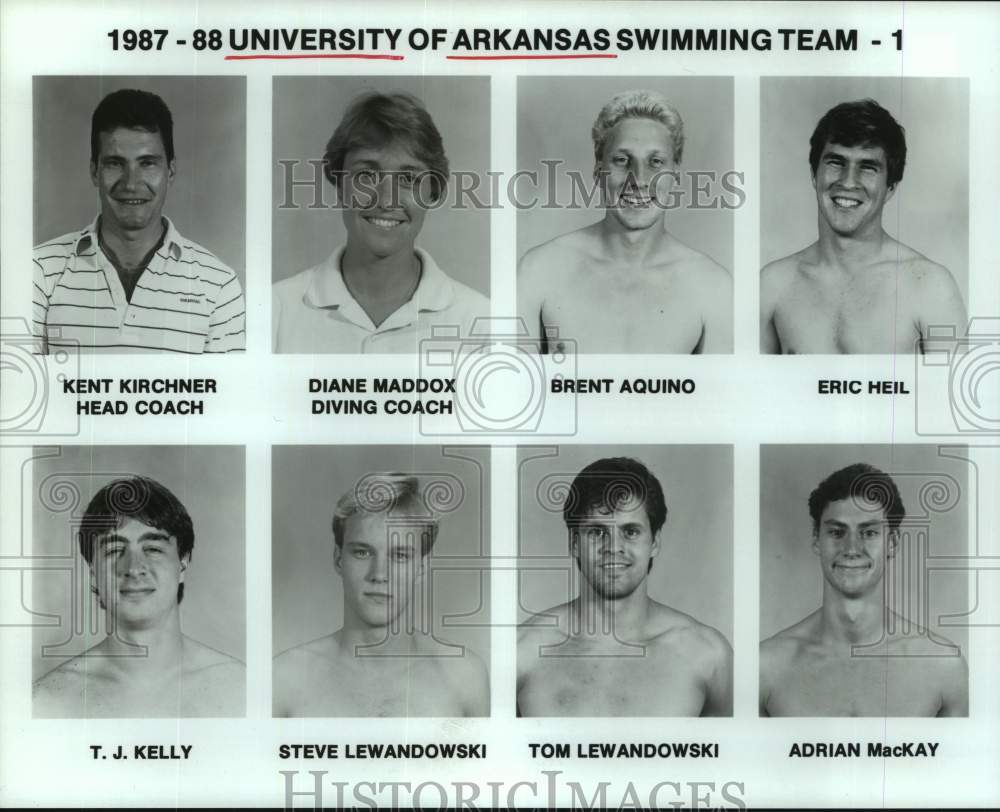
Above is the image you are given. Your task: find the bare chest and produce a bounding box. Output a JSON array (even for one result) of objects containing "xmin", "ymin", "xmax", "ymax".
[
  {"xmin": 767, "ymin": 653, "xmax": 941, "ymax": 717},
  {"xmin": 55, "ymin": 669, "xmax": 240, "ymax": 718},
  {"xmin": 293, "ymin": 658, "xmax": 464, "ymax": 718},
  {"xmin": 543, "ymin": 268, "xmax": 703, "ymax": 354},
  {"xmin": 519, "ymin": 642, "xmax": 706, "ymax": 717},
  {"xmin": 774, "ymin": 268, "xmax": 919, "ymax": 354}
]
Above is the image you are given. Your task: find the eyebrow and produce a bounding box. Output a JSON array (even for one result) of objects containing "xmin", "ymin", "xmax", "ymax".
[
  {"xmin": 98, "ymin": 530, "xmax": 172, "ymax": 545},
  {"xmin": 347, "ymin": 158, "xmax": 427, "ymax": 171},
  {"xmin": 610, "ymin": 147, "xmax": 668, "ymax": 156},
  {"xmin": 821, "ymin": 518, "xmax": 884, "ymax": 528},
  {"xmin": 100, "ymin": 153, "xmax": 164, "ymax": 163},
  {"xmin": 822, "ymin": 147, "xmax": 884, "ymax": 162}
]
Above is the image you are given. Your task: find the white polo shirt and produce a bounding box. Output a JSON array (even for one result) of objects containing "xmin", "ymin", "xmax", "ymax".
[
  {"xmin": 272, "ymin": 246, "xmax": 489, "ymax": 354},
  {"xmin": 33, "ymin": 217, "xmax": 245, "ymax": 355}
]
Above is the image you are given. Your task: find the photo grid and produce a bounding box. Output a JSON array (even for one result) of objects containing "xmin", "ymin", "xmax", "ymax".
[{"xmin": 1, "ymin": 2, "xmax": 998, "ymax": 808}]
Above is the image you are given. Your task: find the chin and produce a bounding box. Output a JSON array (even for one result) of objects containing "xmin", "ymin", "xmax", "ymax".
[
  {"xmin": 589, "ymin": 575, "xmax": 641, "ymax": 600},
  {"xmin": 613, "ymin": 208, "xmax": 662, "ymax": 232}
]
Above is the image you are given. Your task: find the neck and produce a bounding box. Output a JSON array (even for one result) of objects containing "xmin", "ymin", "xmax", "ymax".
[
  {"xmin": 818, "ymin": 584, "xmax": 886, "ymax": 645},
  {"xmin": 102, "ymin": 609, "xmax": 185, "ymax": 672},
  {"xmin": 341, "ymin": 244, "xmax": 420, "ymax": 302},
  {"xmin": 816, "ymin": 220, "xmax": 888, "ymax": 270},
  {"xmin": 99, "ymin": 216, "xmax": 166, "ymax": 267},
  {"xmin": 336, "ymin": 622, "xmax": 419, "ymax": 656},
  {"xmin": 573, "ymin": 581, "xmax": 651, "ymax": 641},
  {"xmin": 599, "ymin": 215, "xmax": 670, "ymax": 266}
]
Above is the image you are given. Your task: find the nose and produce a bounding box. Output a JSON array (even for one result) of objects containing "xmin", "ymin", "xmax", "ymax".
[
  {"xmin": 600, "ymin": 527, "xmax": 624, "ymax": 554},
  {"xmin": 121, "ymin": 547, "xmax": 148, "ymax": 576},
  {"xmin": 842, "ymin": 530, "xmax": 865, "ymax": 554},
  {"xmin": 121, "ymin": 162, "xmax": 140, "ymax": 190},
  {"xmin": 841, "ymin": 161, "xmax": 862, "ymax": 189},
  {"xmin": 630, "ymin": 164, "xmax": 654, "ymax": 190},
  {"xmin": 373, "ymin": 171, "xmax": 400, "ymax": 209},
  {"xmin": 367, "ymin": 551, "xmax": 389, "ymax": 583}
]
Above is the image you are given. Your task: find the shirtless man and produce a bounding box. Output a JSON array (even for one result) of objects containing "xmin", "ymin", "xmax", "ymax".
[
  {"xmin": 760, "ymin": 99, "xmax": 966, "ymax": 354},
  {"xmin": 273, "ymin": 473, "xmax": 489, "ymax": 717},
  {"xmin": 760, "ymin": 463, "xmax": 968, "ymax": 717},
  {"xmin": 517, "ymin": 457, "xmax": 732, "ymax": 717},
  {"xmin": 33, "ymin": 476, "xmax": 245, "ymax": 718},
  {"xmin": 518, "ymin": 90, "xmax": 732, "ymax": 354}
]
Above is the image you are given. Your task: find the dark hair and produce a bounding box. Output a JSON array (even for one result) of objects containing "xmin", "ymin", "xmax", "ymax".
[
  {"xmin": 79, "ymin": 476, "xmax": 193, "ymax": 602},
  {"xmin": 322, "ymin": 92, "xmax": 449, "ymax": 202},
  {"xmin": 808, "ymin": 462, "xmax": 905, "ymax": 535},
  {"xmin": 91, "ymin": 89, "xmax": 175, "ymax": 164},
  {"xmin": 808, "ymin": 99, "xmax": 906, "ymax": 188},
  {"xmin": 332, "ymin": 473, "xmax": 439, "ymax": 558},
  {"xmin": 563, "ymin": 457, "xmax": 667, "ymax": 572}
]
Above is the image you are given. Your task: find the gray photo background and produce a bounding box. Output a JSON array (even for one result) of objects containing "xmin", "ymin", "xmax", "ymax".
[
  {"xmin": 517, "ymin": 444, "xmax": 733, "ymax": 643},
  {"xmin": 760, "ymin": 76, "xmax": 969, "ymax": 305},
  {"xmin": 31, "ymin": 445, "xmax": 246, "ymax": 681},
  {"xmin": 760, "ymin": 443, "xmax": 969, "ymax": 655},
  {"xmin": 271, "ymin": 445, "xmax": 490, "ymax": 664},
  {"xmin": 33, "ymin": 75, "xmax": 247, "ymax": 284},
  {"xmin": 271, "ymin": 76, "xmax": 490, "ymax": 297},
  {"xmin": 517, "ymin": 76, "xmax": 734, "ymax": 271}
]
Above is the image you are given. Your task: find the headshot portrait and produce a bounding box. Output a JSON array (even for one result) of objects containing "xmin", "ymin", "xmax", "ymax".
[
  {"xmin": 517, "ymin": 445, "xmax": 733, "ymax": 717},
  {"xmin": 271, "ymin": 445, "xmax": 490, "ymax": 717},
  {"xmin": 760, "ymin": 77, "xmax": 969, "ymax": 354},
  {"xmin": 271, "ymin": 76, "xmax": 491, "ymax": 354},
  {"xmin": 31, "ymin": 445, "xmax": 246, "ymax": 718},
  {"xmin": 32, "ymin": 76, "xmax": 247, "ymax": 354},
  {"xmin": 759, "ymin": 444, "xmax": 969, "ymax": 717},
  {"xmin": 517, "ymin": 77, "xmax": 734, "ymax": 355}
]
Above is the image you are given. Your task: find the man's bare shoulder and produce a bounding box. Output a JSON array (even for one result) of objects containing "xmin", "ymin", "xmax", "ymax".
[
  {"xmin": 274, "ymin": 633, "xmax": 339, "ymax": 671},
  {"xmin": 666, "ymin": 238, "xmax": 731, "ymax": 290},
  {"xmin": 182, "ymin": 637, "xmax": 245, "ymax": 678},
  {"xmin": 434, "ymin": 642, "xmax": 489, "ymax": 700},
  {"xmin": 886, "ymin": 243, "xmax": 959, "ymax": 293},
  {"xmin": 518, "ymin": 603, "xmax": 572, "ymax": 643},
  {"xmin": 647, "ymin": 602, "xmax": 731, "ymax": 661},
  {"xmin": 519, "ymin": 227, "xmax": 600, "ymax": 277},
  {"xmin": 33, "ymin": 652, "xmax": 96, "ymax": 705},
  {"xmin": 883, "ymin": 618, "xmax": 966, "ymax": 662},
  {"xmin": 761, "ymin": 245, "xmax": 818, "ymax": 287},
  {"xmin": 517, "ymin": 604, "xmax": 573, "ymax": 667},
  {"xmin": 760, "ymin": 613, "xmax": 820, "ymax": 663}
]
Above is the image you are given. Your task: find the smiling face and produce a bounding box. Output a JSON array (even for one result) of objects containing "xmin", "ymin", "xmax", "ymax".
[
  {"xmin": 335, "ymin": 512, "xmax": 426, "ymax": 628},
  {"xmin": 90, "ymin": 127, "xmax": 175, "ymax": 235},
  {"xmin": 812, "ymin": 497, "xmax": 896, "ymax": 599},
  {"xmin": 89, "ymin": 517, "xmax": 187, "ymax": 630},
  {"xmin": 341, "ymin": 141, "xmax": 432, "ymax": 262},
  {"xmin": 598, "ymin": 117, "xmax": 677, "ymax": 232},
  {"xmin": 812, "ymin": 141, "xmax": 895, "ymax": 239},
  {"xmin": 571, "ymin": 499, "xmax": 660, "ymax": 600}
]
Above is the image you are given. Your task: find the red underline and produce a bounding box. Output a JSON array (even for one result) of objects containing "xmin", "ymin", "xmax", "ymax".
[
  {"xmin": 446, "ymin": 53, "xmax": 618, "ymax": 60},
  {"xmin": 223, "ymin": 53, "xmax": 403, "ymax": 61}
]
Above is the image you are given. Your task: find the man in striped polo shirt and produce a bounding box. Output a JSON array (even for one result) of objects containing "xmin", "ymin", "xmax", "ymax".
[{"xmin": 33, "ymin": 89, "xmax": 245, "ymax": 354}]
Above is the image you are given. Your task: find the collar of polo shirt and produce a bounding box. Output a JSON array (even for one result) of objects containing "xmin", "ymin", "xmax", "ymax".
[
  {"xmin": 304, "ymin": 246, "xmax": 456, "ymax": 317},
  {"xmin": 76, "ymin": 215, "xmax": 185, "ymax": 262}
]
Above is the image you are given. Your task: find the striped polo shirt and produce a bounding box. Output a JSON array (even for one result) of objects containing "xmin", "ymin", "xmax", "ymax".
[{"xmin": 33, "ymin": 217, "xmax": 245, "ymax": 354}]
